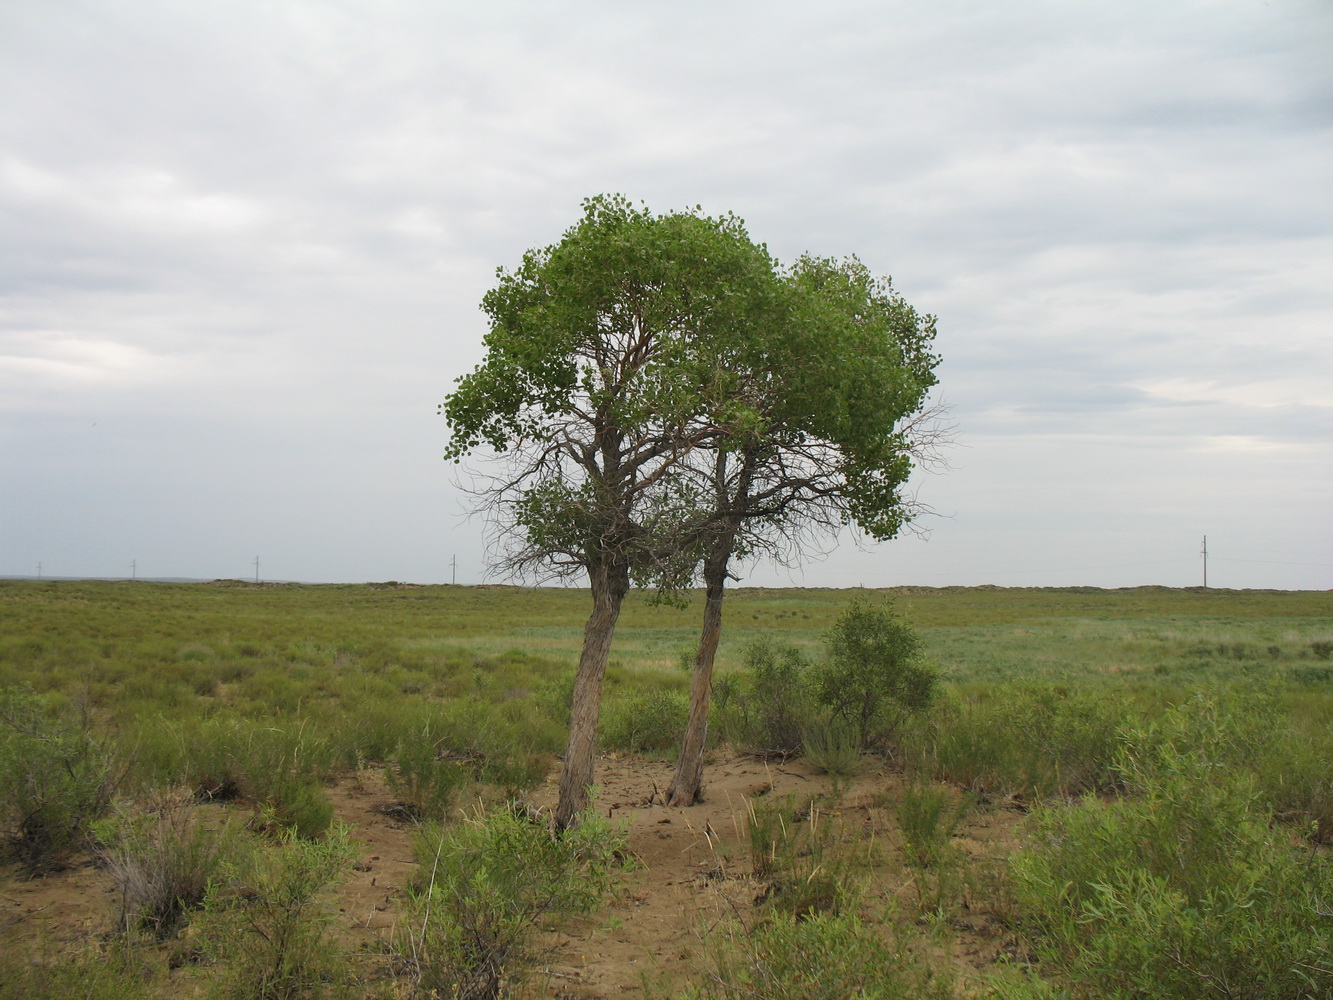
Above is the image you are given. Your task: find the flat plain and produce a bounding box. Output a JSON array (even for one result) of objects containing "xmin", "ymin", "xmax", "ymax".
[{"xmin": 2, "ymin": 580, "xmax": 1331, "ymax": 999}]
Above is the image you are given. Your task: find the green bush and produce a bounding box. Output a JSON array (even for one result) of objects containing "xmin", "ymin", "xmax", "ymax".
[
  {"xmin": 896, "ymin": 781, "xmax": 970, "ymax": 871},
  {"xmin": 905, "ymin": 685, "xmax": 1128, "ymax": 799},
  {"xmin": 681, "ymin": 908, "xmax": 950, "ymax": 1000},
  {"xmin": 1010, "ymin": 699, "xmax": 1333, "ymax": 1000},
  {"xmin": 0, "ymin": 943, "xmax": 159, "ymax": 1000},
  {"xmin": 0, "ymin": 687, "xmax": 116, "ymax": 873},
  {"xmin": 801, "ymin": 718, "xmax": 862, "ymax": 776},
  {"xmin": 97, "ymin": 790, "xmax": 238, "ymax": 937},
  {"xmin": 600, "ymin": 689, "xmax": 690, "ymax": 756},
  {"xmin": 404, "ymin": 805, "xmax": 628, "ymax": 1000},
  {"xmin": 389, "ymin": 724, "xmax": 475, "ymax": 821},
  {"xmin": 714, "ymin": 638, "xmax": 813, "ymax": 754},
  {"xmin": 198, "ymin": 825, "xmax": 357, "ymax": 1000},
  {"xmin": 813, "ymin": 601, "xmax": 935, "ymax": 750},
  {"xmin": 1257, "ymin": 722, "xmax": 1333, "ymax": 843}
]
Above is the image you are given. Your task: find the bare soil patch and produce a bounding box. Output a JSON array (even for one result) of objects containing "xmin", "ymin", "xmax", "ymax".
[{"xmin": 2, "ymin": 754, "xmax": 1026, "ymax": 997}]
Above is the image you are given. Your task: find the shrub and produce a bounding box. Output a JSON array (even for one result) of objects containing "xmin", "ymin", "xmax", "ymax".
[
  {"xmin": 1010, "ymin": 699, "xmax": 1333, "ymax": 1000},
  {"xmin": 198, "ymin": 825, "xmax": 357, "ymax": 1000},
  {"xmin": 813, "ymin": 602, "xmax": 934, "ymax": 750},
  {"xmin": 905, "ymin": 685, "xmax": 1128, "ymax": 799},
  {"xmin": 801, "ymin": 718, "xmax": 862, "ymax": 776},
  {"xmin": 1257, "ymin": 722, "xmax": 1333, "ymax": 843},
  {"xmin": 681, "ymin": 908, "xmax": 950, "ymax": 1000},
  {"xmin": 600, "ymin": 689, "xmax": 689, "ymax": 756},
  {"xmin": 403, "ymin": 806, "xmax": 627, "ymax": 1000},
  {"xmin": 896, "ymin": 781, "xmax": 970, "ymax": 871},
  {"xmin": 715, "ymin": 638, "xmax": 813, "ymax": 755},
  {"xmin": 0, "ymin": 942, "xmax": 159, "ymax": 1000},
  {"xmin": 0, "ymin": 686, "xmax": 116, "ymax": 873},
  {"xmin": 389, "ymin": 723, "xmax": 475, "ymax": 821},
  {"xmin": 97, "ymin": 790, "xmax": 238, "ymax": 937},
  {"xmin": 746, "ymin": 794, "xmax": 867, "ymax": 920}
]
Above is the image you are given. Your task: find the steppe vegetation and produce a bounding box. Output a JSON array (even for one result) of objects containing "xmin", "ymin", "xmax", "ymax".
[{"xmin": 2, "ymin": 579, "xmax": 1331, "ymax": 998}]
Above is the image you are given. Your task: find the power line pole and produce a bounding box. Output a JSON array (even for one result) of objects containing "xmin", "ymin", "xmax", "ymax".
[
  {"xmin": 131, "ymin": 559, "xmax": 137, "ymax": 581},
  {"xmin": 36, "ymin": 561, "xmax": 42, "ymax": 580},
  {"xmin": 254, "ymin": 556, "xmax": 260, "ymax": 585},
  {"xmin": 451, "ymin": 554, "xmax": 457, "ymax": 586},
  {"xmin": 1200, "ymin": 535, "xmax": 1208, "ymax": 588}
]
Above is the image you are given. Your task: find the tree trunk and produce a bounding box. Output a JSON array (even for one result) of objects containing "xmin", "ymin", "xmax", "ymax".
[
  {"xmin": 666, "ymin": 544, "xmax": 730, "ymax": 807},
  {"xmin": 555, "ymin": 562, "xmax": 629, "ymax": 830}
]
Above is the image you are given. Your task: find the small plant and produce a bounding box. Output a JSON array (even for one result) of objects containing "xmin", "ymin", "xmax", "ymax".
[
  {"xmin": 97, "ymin": 789, "xmax": 237, "ymax": 937},
  {"xmin": 0, "ymin": 686, "xmax": 117, "ymax": 873},
  {"xmin": 746, "ymin": 794, "xmax": 864, "ymax": 920},
  {"xmin": 403, "ymin": 805, "xmax": 628, "ymax": 1000},
  {"xmin": 600, "ymin": 689, "xmax": 690, "ymax": 756},
  {"xmin": 715, "ymin": 639, "xmax": 813, "ymax": 755},
  {"xmin": 198, "ymin": 824, "xmax": 357, "ymax": 1000},
  {"xmin": 801, "ymin": 718, "xmax": 862, "ymax": 776},
  {"xmin": 681, "ymin": 907, "xmax": 951, "ymax": 1000},
  {"xmin": 388, "ymin": 724, "xmax": 473, "ymax": 821},
  {"xmin": 0, "ymin": 941, "xmax": 159, "ymax": 1000},
  {"xmin": 896, "ymin": 781, "xmax": 970, "ymax": 870}
]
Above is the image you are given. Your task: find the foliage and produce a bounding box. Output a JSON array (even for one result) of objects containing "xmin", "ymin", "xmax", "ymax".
[
  {"xmin": 600, "ymin": 688, "xmax": 691, "ymax": 756},
  {"xmin": 681, "ymin": 908, "xmax": 951, "ymax": 1000},
  {"xmin": 747, "ymin": 793, "xmax": 865, "ymax": 919},
  {"xmin": 814, "ymin": 601, "xmax": 935, "ymax": 750},
  {"xmin": 896, "ymin": 781, "xmax": 971, "ymax": 871},
  {"xmin": 714, "ymin": 638, "xmax": 814, "ymax": 754},
  {"xmin": 403, "ymin": 805, "xmax": 628, "ymax": 1000},
  {"xmin": 198, "ymin": 825, "xmax": 357, "ymax": 1000},
  {"xmin": 0, "ymin": 942, "xmax": 160, "ymax": 1000},
  {"xmin": 800, "ymin": 717, "xmax": 862, "ymax": 776},
  {"xmin": 0, "ymin": 686, "xmax": 116, "ymax": 873},
  {"xmin": 904, "ymin": 685, "xmax": 1129, "ymax": 799},
  {"xmin": 1010, "ymin": 699, "xmax": 1333, "ymax": 1000},
  {"xmin": 96, "ymin": 789, "xmax": 238, "ymax": 937}
]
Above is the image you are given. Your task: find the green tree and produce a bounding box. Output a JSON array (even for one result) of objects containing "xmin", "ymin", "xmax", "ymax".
[
  {"xmin": 665, "ymin": 258, "xmax": 943, "ymax": 805},
  {"xmin": 440, "ymin": 195, "xmax": 784, "ymax": 829}
]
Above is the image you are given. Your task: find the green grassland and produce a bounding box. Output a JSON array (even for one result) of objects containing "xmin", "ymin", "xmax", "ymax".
[{"xmin": 3, "ymin": 580, "xmax": 1331, "ymax": 999}]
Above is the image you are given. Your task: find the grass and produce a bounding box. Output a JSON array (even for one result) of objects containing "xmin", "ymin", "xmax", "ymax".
[{"xmin": 1, "ymin": 579, "xmax": 1331, "ymax": 997}]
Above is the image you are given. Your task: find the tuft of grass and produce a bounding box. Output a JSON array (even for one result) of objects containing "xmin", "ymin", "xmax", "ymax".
[
  {"xmin": 403, "ymin": 805, "xmax": 628, "ymax": 1000},
  {"xmin": 96, "ymin": 789, "xmax": 238, "ymax": 938}
]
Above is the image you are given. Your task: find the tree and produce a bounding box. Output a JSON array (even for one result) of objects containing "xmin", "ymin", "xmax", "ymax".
[
  {"xmin": 440, "ymin": 195, "xmax": 784, "ymax": 829},
  {"xmin": 665, "ymin": 256, "xmax": 943, "ymax": 806}
]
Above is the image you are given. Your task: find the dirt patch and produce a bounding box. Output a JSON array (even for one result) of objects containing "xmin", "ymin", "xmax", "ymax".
[{"xmin": 1, "ymin": 755, "xmax": 1026, "ymax": 997}]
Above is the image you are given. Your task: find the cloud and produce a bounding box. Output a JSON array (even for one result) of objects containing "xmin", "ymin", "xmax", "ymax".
[{"xmin": 1, "ymin": 0, "xmax": 1329, "ymax": 588}]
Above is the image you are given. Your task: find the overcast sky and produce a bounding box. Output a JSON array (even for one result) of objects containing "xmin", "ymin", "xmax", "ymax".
[{"xmin": 3, "ymin": 0, "xmax": 1330, "ymax": 591}]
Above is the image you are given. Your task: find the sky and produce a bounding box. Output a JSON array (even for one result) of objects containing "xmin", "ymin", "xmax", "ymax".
[{"xmin": 2, "ymin": 0, "xmax": 1330, "ymax": 591}]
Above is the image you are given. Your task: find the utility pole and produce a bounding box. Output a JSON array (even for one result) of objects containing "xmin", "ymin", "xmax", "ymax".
[
  {"xmin": 131, "ymin": 559, "xmax": 137, "ymax": 581},
  {"xmin": 36, "ymin": 561, "xmax": 42, "ymax": 580},
  {"xmin": 451, "ymin": 554, "xmax": 457, "ymax": 586},
  {"xmin": 254, "ymin": 556, "xmax": 260, "ymax": 584},
  {"xmin": 1200, "ymin": 535, "xmax": 1208, "ymax": 588}
]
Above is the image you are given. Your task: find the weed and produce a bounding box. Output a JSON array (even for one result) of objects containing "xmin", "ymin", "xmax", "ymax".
[
  {"xmin": 198, "ymin": 824, "xmax": 357, "ymax": 1000},
  {"xmin": 801, "ymin": 718, "xmax": 863, "ymax": 776},
  {"xmin": 403, "ymin": 805, "xmax": 628, "ymax": 1000},
  {"xmin": 96, "ymin": 789, "xmax": 238, "ymax": 937},
  {"xmin": 680, "ymin": 907, "xmax": 951, "ymax": 1000},
  {"xmin": 0, "ymin": 686, "xmax": 117, "ymax": 873},
  {"xmin": 1010, "ymin": 699, "xmax": 1333, "ymax": 999}
]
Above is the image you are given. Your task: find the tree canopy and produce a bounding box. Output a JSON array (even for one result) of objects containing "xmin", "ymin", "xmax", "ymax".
[{"xmin": 441, "ymin": 195, "xmax": 943, "ymax": 823}]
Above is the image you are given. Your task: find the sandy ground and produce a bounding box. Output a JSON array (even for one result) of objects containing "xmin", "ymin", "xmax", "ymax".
[{"xmin": 1, "ymin": 754, "xmax": 1026, "ymax": 997}]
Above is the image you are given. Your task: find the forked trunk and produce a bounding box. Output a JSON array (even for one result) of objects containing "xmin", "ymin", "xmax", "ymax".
[
  {"xmin": 555, "ymin": 562, "xmax": 629, "ymax": 830},
  {"xmin": 666, "ymin": 543, "xmax": 731, "ymax": 806}
]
